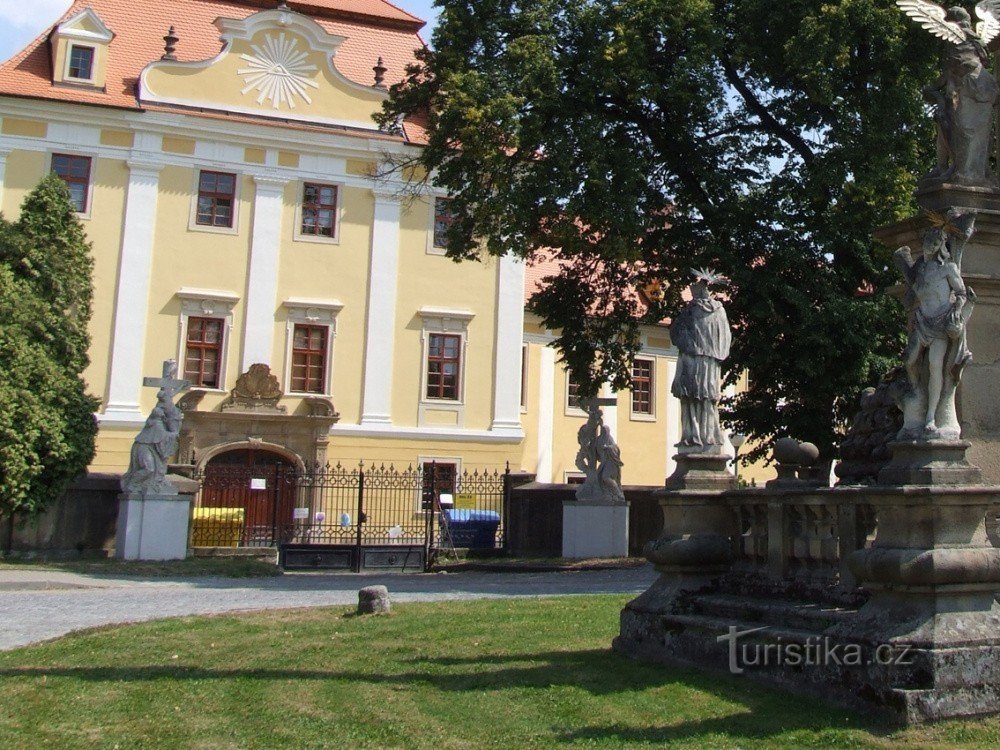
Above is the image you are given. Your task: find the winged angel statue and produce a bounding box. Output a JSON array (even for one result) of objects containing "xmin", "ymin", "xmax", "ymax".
[{"xmin": 898, "ymin": 1, "xmax": 1000, "ymax": 185}]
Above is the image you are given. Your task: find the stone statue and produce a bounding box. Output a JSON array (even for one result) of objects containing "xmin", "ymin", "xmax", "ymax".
[
  {"xmin": 596, "ymin": 427, "xmax": 625, "ymax": 504},
  {"xmin": 893, "ymin": 208, "xmax": 976, "ymax": 439},
  {"xmin": 121, "ymin": 360, "xmax": 190, "ymax": 498},
  {"xmin": 574, "ymin": 397, "xmax": 625, "ymax": 504},
  {"xmin": 897, "ymin": 1, "xmax": 1000, "ymax": 186},
  {"xmin": 670, "ymin": 269, "xmax": 732, "ymax": 453}
]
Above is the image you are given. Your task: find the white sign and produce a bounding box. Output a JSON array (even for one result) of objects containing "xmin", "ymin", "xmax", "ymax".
[
  {"xmin": 293, "ymin": 507, "xmax": 309, "ymax": 520},
  {"xmin": 439, "ymin": 493, "xmax": 454, "ymax": 507},
  {"xmin": 250, "ymin": 478, "xmax": 267, "ymax": 490}
]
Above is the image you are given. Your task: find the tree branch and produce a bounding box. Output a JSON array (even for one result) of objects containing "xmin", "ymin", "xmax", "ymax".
[{"xmin": 719, "ymin": 52, "xmax": 816, "ymax": 166}]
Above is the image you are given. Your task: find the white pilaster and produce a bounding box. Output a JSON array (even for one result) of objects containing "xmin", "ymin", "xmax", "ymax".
[
  {"xmin": 360, "ymin": 191, "xmax": 402, "ymax": 426},
  {"xmin": 490, "ymin": 253, "xmax": 526, "ymax": 434},
  {"xmin": 536, "ymin": 345, "xmax": 556, "ymax": 482},
  {"xmin": 240, "ymin": 174, "xmax": 287, "ymax": 372},
  {"xmin": 600, "ymin": 381, "xmax": 618, "ymax": 438},
  {"xmin": 665, "ymin": 358, "xmax": 679, "ymax": 479},
  {"xmin": 102, "ymin": 160, "xmax": 163, "ymax": 423},
  {"xmin": 0, "ymin": 148, "xmax": 11, "ymax": 208}
]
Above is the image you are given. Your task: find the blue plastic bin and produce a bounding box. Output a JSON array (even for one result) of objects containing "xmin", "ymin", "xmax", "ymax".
[{"xmin": 441, "ymin": 509, "xmax": 501, "ymax": 549}]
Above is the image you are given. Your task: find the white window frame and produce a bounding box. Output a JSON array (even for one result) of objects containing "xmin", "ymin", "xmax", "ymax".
[
  {"xmin": 564, "ymin": 369, "xmax": 586, "ymax": 417},
  {"xmin": 188, "ymin": 168, "xmax": 242, "ymax": 235},
  {"xmin": 564, "ymin": 471, "xmax": 586, "ymax": 484},
  {"xmin": 417, "ymin": 307, "xmax": 474, "ymax": 426},
  {"xmin": 176, "ymin": 288, "xmax": 240, "ymax": 392},
  {"xmin": 629, "ymin": 355, "xmax": 657, "ymax": 422},
  {"xmin": 282, "ymin": 298, "xmax": 343, "ymax": 397},
  {"xmin": 426, "ymin": 195, "xmax": 452, "ymax": 256},
  {"xmin": 416, "ymin": 455, "xmax": 463, "ymax": 514},
  {"xmin": 64, "ymin": 44, "xmax": 96, "ymax": 83},
  {"xmin": 293, "ymin": 179, "xmax": 343, "ymax": 245},
  {"xmin": 48, "ymin": 150, "xmax": 96, "ymax": 220}
]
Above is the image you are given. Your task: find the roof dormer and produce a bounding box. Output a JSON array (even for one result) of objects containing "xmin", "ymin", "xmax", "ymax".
[{"xmin": 50, "ymin": 8, "xmax": 114, "ymax": 90}]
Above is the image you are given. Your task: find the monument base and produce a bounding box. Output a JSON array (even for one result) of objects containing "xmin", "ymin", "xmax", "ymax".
[
  {"xmin": 562, "ymin": 501, "xmax": 629, "ymax": 558},
  {"xmin": 614, "ymin": 591, "xmax": 1000, "ymax": 724},
  {"xmin": 116, "ymin": 476, "xmax": 197, "ymax": 561},
  {"xmin": 665, "ymin": 452, "xmax": 735, "ymax": 491}
]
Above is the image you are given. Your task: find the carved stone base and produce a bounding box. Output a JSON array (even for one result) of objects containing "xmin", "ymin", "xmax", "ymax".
[
  {"xmin": 665, "ymin": 452, "xmax": 735, "ymax": 491},
  {"xmin": 877, "ymin": 440, "xmax": 981, "ymax": 486}
]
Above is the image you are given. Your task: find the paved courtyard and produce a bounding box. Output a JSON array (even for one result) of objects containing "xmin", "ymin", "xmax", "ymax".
[{"xmin": 0, "ymin": 566, "xmax": 658, "ymax": 651}]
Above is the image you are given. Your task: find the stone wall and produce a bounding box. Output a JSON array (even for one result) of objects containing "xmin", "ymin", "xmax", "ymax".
[{"xmin": 2, "ymin": 474, "xmax": 119, "ymax": 558}]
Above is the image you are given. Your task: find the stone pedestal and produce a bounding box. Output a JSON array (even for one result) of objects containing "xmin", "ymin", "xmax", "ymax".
[
  {"xmin": 665, "ymin": 452, "xmax": 735, "ymax": 491},
  {"xmin": 876, "ymin": 187, "xmax": 1000, "ymax": 482},
  {"xmin": 561, "ymin": 501, "xmax": 629, "ymax": 558},
  {"xmin": 115, "ymin": 476, "xmax": 197, "ymax": 561},
  {"xmin": 826, "ymin": 440, "xmax": 1000, "ymax": 721}
]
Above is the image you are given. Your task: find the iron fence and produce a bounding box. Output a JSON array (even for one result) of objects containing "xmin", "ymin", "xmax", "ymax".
[{"xmin": 190, "ymin": 460, "xmax": 510, "ymax": 564}]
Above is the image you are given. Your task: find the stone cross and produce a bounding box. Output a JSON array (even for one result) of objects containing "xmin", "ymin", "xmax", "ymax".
[{"xmin": 143, "ymin": 360, "xmax": 190, "ymax": 395}]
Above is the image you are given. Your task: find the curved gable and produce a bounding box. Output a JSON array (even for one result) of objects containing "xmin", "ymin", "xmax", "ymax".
[{"xmin": 139, "ymin": 8, "xmax": 387, "ymax": 129}]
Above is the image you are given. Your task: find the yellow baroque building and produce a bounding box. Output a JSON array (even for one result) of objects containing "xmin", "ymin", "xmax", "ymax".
[{"xmin": 0, "ymin": 0, "xmax": 712, "ymax": 496}]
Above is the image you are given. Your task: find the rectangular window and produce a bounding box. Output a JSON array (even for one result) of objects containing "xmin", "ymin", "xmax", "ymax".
[
  {"xmin": 67, "ymin": 45, "xmax": 95, "ymax": 80},
  {"xmin": 567, "ymin": 374, "xmax": 582, "ymax": 410},
  {"xmin": 300, "ymin": 183, "xmax": 338, "ymax": 237},
  {"xmin": 291, "ymin": 324, "xmax": 328, "ymax": 393},
  {"xmin": 432, "ymin": 197, "xmax": 454, "ymax": 249},
  {"xmin": 184, "ymin": 317, "xmax": 224, "ymax": 388},
  {"xmin": 631, "ymin": 358, "xmax": 654, "ymax": 415},
  {"xmin": 51, "ymin": 153, "xmax": 91, "ymax": 213},
  {"xmin": 426, "ymin": 333, "xmax": 461, "ymax": 400},
  {"xmin": 196, "ymin": 171, "xmax": 236, "ymax": 228},
  {"xmin": 421, "ymin": 462, "xmax": 457, "ymax": 511}
]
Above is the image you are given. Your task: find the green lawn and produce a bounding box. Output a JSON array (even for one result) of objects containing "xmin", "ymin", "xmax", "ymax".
[{"xmin": 0, "ymin": 595, "xmax": 997, "ymax": 749}]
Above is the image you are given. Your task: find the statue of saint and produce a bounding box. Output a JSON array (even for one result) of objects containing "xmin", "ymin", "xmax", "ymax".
[
  {"xmin": 894, "ymin": 209, "xmax": 976, "ymax": 439},
  {"xmin": 121, "ymin": 388, "xmax": 184, "ymax": 497},
  {"xmin": 596, "ymin": 426, "xmax": 625, "ymax": 504},
  {"xmin": 574, "ymin": 398, "xmax": 625, "ymax": 504},
  {"xmin": 898, "ymin": 2, "xmax": 1000, "ymax": 186},
  {"xmin": 670, "ymin": 269, "xmax": 732, "ymax": 452}
]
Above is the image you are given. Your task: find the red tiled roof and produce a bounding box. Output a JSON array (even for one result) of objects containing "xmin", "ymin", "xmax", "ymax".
[{"xmin": 0, "ymin": 0, "xmax": 425, "ymax": 136}]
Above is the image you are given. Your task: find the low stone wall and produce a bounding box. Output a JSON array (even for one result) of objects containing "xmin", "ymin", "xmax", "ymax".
[
  {"xmin": 507, "ymin": 483, "xmax": 663, "ymax": 557},
  {"xmin": 2, "ymin": 473, "xmax": 120, "ymax": 558}
]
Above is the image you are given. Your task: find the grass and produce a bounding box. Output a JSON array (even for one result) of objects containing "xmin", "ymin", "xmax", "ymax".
[
  {"xmin": 0, "ymin": 596, "xmax": 998, "ymax": 749},
  {"xmin": 0, "ymin": 556, "xmax": 281, "ymax": 578}
]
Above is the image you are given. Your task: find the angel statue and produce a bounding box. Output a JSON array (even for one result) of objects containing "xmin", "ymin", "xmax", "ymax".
[
  {"xmin": 893, "ymin": 208, "xmax": 977, "ymax": 440},
  {"xmin": 670, "ymin": 268, "xmax": 732, "ymax": 453},
  {"xmin": 897, "ymin": 1, "xmax": 1000, "ymax": 186}
]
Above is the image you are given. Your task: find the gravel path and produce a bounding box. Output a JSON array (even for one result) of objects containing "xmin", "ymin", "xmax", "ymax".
[{"xmin": 0, "ymin": 567, "xmax": 657, "ymax": 651}]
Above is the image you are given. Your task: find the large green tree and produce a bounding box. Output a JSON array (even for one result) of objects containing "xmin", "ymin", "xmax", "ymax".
[
  {"xmin": 379, "ymin": 0, "xmax": 941, "ymax": 461},
  {"xmin": 0, "ymin": 176, "xmax": 98, "ymax": 548}
]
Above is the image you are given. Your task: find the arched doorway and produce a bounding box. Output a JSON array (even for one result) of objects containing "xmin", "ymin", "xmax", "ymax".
[{"xmin": 194, "ymin": 448, "xmax": 298, "ymax": 547}]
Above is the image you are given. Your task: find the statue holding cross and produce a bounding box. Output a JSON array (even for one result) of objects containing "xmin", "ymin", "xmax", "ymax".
[
  {"xmin": 574, "ymin": 397, "xmax": 625, "ymax": 504},
  {"xmin": 120, "ymin": 360, "xmax": 190, "ymax": 498}
]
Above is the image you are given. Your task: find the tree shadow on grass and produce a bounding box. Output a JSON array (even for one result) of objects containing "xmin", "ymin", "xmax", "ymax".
[{"xmin": 0, "ymin": 648, "xmax": 889, "ymax": 742}]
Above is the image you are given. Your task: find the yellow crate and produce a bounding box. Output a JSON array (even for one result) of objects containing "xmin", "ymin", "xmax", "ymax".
[{"xmin": 191, "ymin": 508, "xmax": 245, "ymax": 547}]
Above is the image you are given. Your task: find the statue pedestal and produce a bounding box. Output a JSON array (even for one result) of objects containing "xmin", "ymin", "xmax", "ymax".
[
  {"xmin": 561, "ymin": 501, "xmax": 629, "ymax": 558},
  {"xmin": 829, "ymin": 440, "xmax": 1000, "ymax": 722},
  {"xmin": 115, "ymin": 475, "xmax": 197, "ymax": 561},
  {"xmin": 665, "ymin": 451, "xmax": 735, "ymax": 491}
]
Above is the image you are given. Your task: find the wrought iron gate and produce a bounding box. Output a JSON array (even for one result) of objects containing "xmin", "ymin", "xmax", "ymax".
[{"xmin": 192, "ymin": 460, "xmax": 511, "ymax": 571}]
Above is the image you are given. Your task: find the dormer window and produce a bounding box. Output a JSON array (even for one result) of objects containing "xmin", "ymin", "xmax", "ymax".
[
  {"xmin": 67, "ymin": 45, "xmax": 95, "ymax": 81},
  {"xmin": 50, "ymin": 8, "xmax": 114, "ymax": 89}
]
